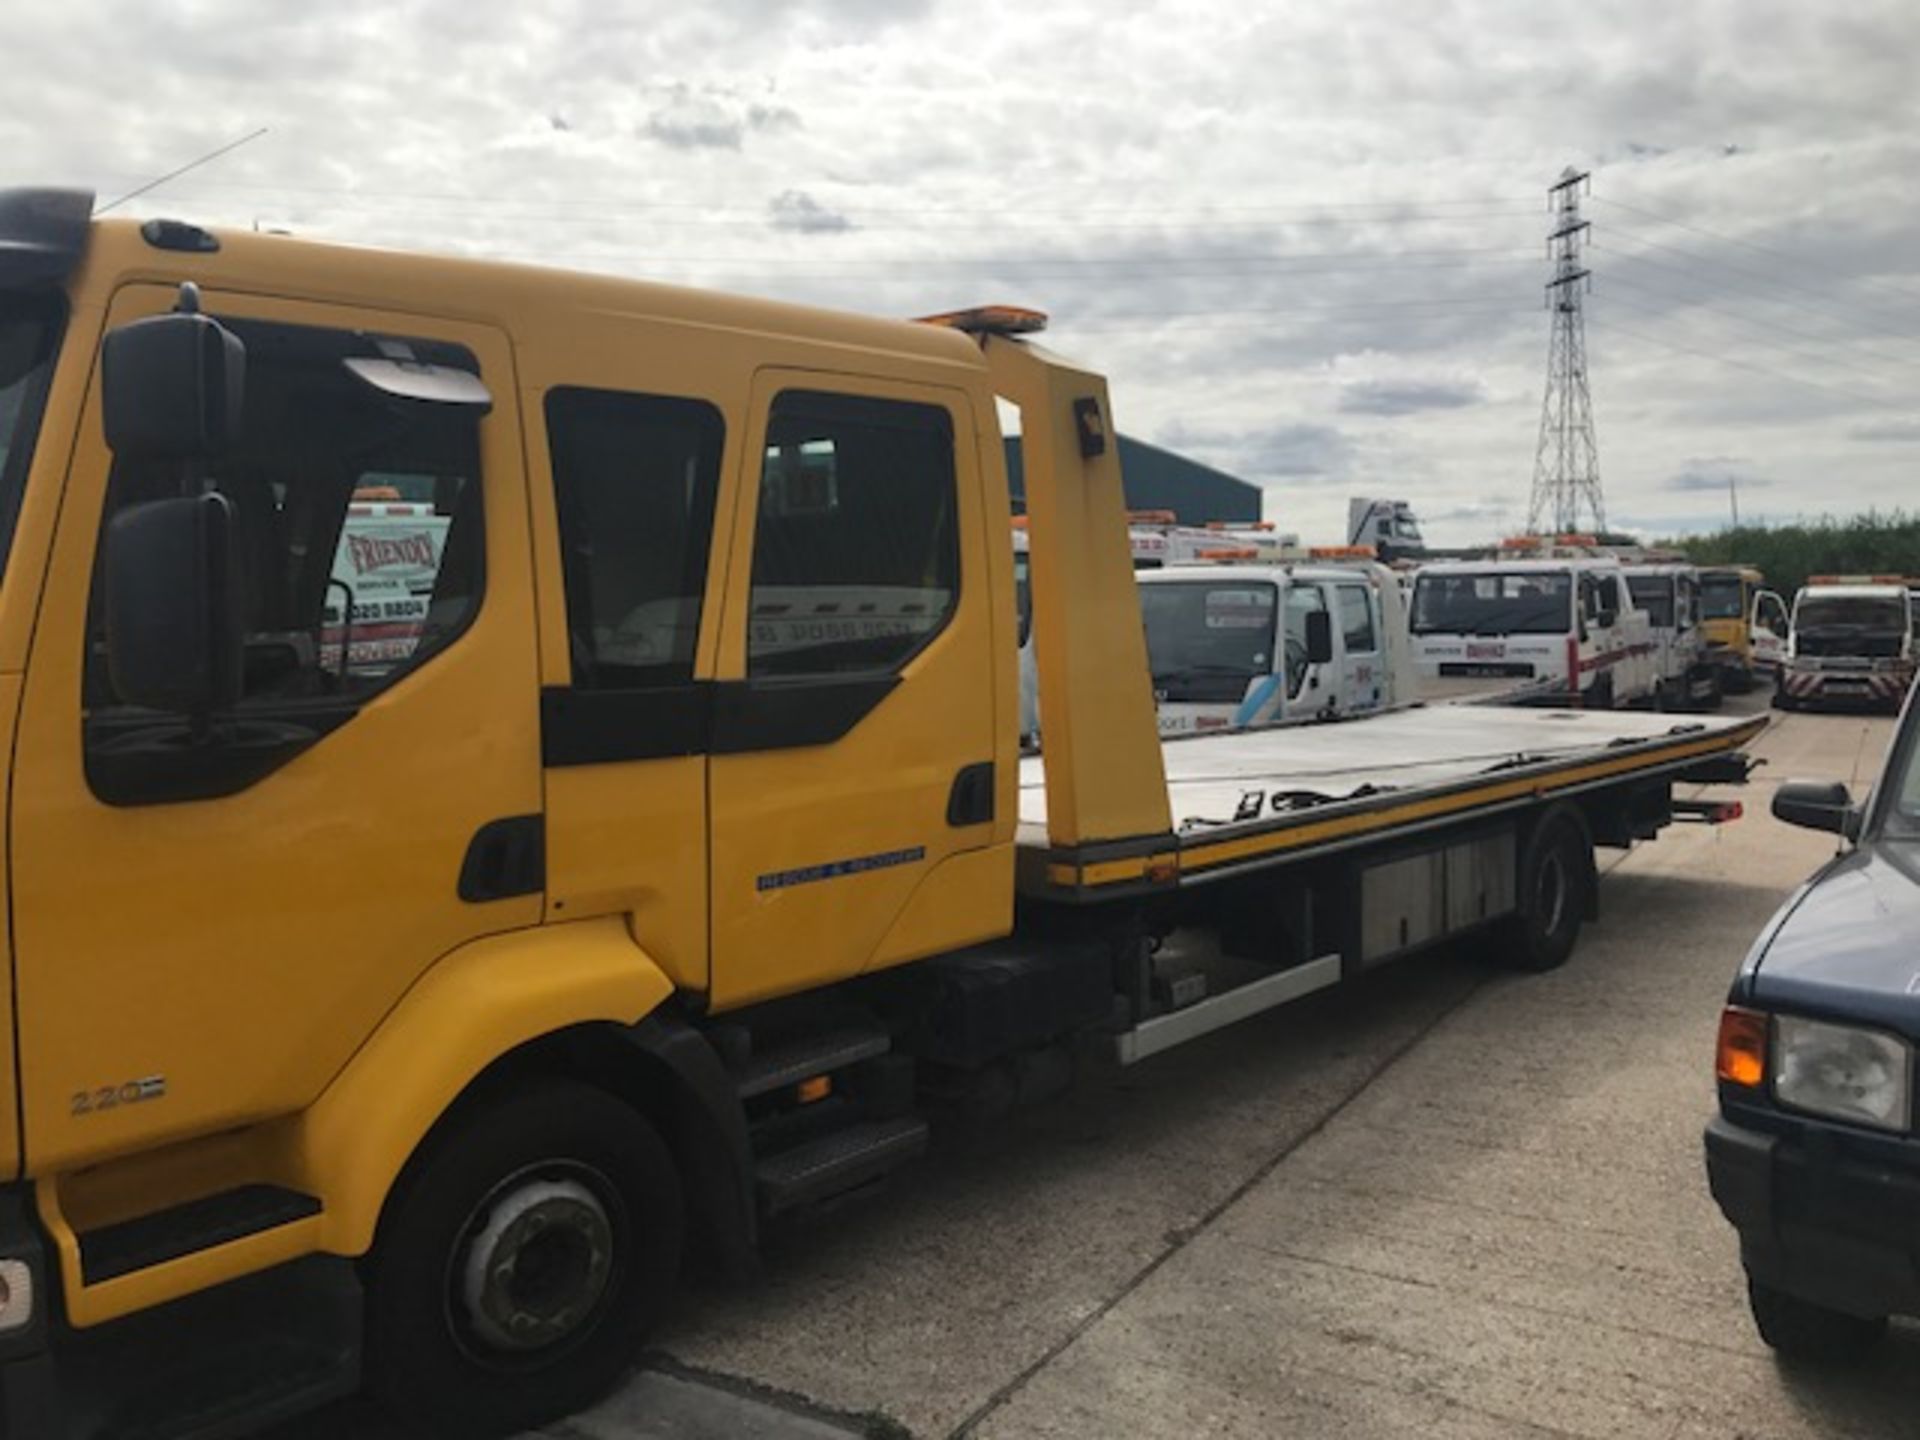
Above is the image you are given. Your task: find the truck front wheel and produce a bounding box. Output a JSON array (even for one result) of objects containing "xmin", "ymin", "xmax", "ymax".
[
  {"xmin": 1747, "ymin": 1275, "xmax": 1886, "ymax": 1364},
  {"xmin": 1499, "ymin": 811, "xmax": 1591, "ymax": 972},
  {"xmin": 365, "ymin": 1078, "xmax": 684, "ymax": 1437}
]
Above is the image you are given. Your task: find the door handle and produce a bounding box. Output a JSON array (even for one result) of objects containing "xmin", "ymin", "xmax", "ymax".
[
  {"xmin": 946, "ymin": 762, "xmax": 995, "ymax": 827},
  {"xmin": 459, "ymin": 815, "xmax": 545, "ymax": 902}
]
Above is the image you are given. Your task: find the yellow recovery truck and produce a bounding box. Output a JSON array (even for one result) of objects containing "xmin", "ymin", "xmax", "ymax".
[{"xmin": 0, "ymin": 189, "xmax": 1763, "ymax": 1439}]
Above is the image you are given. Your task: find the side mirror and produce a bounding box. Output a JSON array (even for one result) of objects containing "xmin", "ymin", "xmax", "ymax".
[
  {"xmin": 101, "ymin": 307, "xmax": 245, "ymax": 462},
  {"xmin": 1304, "ymin": 608, "xmax": 1334, "ymax": 664},
  {"xmin": 1771, "ymin": 779, "xmax": 1859, "ymax": 839},
  {"xmin": 1595, "ymin": 607, "xmax": 1617, "ymax": 629},
  {"xmin": 103, "ymin": 494, "xmax": 243, "ymax": 718}
]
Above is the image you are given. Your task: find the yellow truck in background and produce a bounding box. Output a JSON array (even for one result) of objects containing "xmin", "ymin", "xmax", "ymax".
[
  {"xmin": 1698, "ymin": 565, "xmax": 1789, "ymax": 692},
  {"xmin": 0, "ymin": 189, "xmax": 1762, "ymax": 1439}
]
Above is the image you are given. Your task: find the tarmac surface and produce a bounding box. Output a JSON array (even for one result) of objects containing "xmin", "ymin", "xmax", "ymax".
[{"xmin": 277, "ymin": 692, "xmax": 1920, "ymax": 1439}]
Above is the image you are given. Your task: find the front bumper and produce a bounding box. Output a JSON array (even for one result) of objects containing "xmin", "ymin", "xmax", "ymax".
[
  {"xmin": 1705, "ymin": 1113, "xmax": 1920, "ymax": 1319},
  {"xmin": 1779, "ymin": 664, "xmax": 1913, "ymax": 707}
]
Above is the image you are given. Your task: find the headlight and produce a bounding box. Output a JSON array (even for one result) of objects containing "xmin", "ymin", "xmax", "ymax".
[{"xmin": 1773, "ymin": 1015, "xmax": 1912, "ymax": 1132}]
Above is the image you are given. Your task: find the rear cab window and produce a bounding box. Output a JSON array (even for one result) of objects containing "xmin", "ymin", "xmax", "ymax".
[{"xmin": 747, "ymin": 392, "xmax": 959, "ymax": 679}]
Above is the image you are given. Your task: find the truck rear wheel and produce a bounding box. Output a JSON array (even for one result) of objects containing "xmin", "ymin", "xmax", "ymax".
[
  {"xmin": 1747, "ymin": 1275, "xmax": 1886, "ymax": 1364},
  {"xmin": 1499, "ymin": 810, "xmax": 1590, "ymax": 972},
  {"xmin": 365, "ymin": 1078, "xmax": 684, "ymax": 1437}
]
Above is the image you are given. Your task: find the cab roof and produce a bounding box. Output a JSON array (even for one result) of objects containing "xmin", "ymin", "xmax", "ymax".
[
  {"xmin": 1413, "ymin": 557, "xmax": 1620, "ymax": 576},
  {"xmin": 18, "ymin": 187, "xmax": 987, "ymax": 377}
]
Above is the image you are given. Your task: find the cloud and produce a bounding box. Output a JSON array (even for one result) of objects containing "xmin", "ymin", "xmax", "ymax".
[
  {"xmin": 1159, "ymin": 419, "xmax": 1355, "ymax": 483},
  {"xmin": 1661, "ymin": 458, "xmax": 1773, "ymax": 493},
  {"xmin": 1850, "ymin": 420, "xmax": 1920, "ymax": 442},
  {"xmin": 747, "ymin": 103, "xmax": 802, "ymax": 134},
  {"xmin": 643, "ymin": 100, "xmax": 746, "ymax": 151},
  {"xmin": 642, "ymin": 90, "xmax": 802, "ymax": 151},
  {"xmin": 1338, "ymin": 378, "xmax": 1484, "ymax": 416},
  {"xmin": 768, "ymin": 189, "xmax": 854, "ymax": 233}
]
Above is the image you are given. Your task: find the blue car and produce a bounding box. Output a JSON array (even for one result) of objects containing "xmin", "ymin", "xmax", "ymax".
[{"xmin": 1706, "ymin": 693, "xmax": 1920, "ymax": 1361}]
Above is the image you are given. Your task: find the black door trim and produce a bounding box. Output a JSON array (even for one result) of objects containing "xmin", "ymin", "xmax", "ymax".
[{"xmin": 540, "ymin": 674, "xmax": 900, "ymax": 766}]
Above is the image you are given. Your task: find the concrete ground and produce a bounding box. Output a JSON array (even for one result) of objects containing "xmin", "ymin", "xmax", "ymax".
[{"xmin": 283, "ymin": 695, "xmax": 1920, "ymax": 1440}]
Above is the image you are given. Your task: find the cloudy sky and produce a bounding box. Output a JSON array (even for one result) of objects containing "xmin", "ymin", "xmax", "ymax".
[{"xmin": 7, "ymin": 0, "xmax": 1917, "ymax": 545}]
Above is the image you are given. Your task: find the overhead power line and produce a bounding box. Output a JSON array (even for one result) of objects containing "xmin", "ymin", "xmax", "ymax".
[
  {"xmin": 91, "ymin": 173, "xmax": 1536, "ymax": 219},
  {"xmin": 1590, "ymin": 195, "xmax": 1920, "ymax": 308},
  {"xmin": 1602, "ymin": 272, "xmax": 1920, "ymax": 372},
  {"xmin": 1587, "ymin": 317, "xmax": 1909, "ymax": 412},
  {"xmin": 1593, "ymin": 230, "xmax": 1920, "ymax": 342},
  {"xmin": 1599, "ymin": 286, "xmax": 1913, "ymax": 389}
]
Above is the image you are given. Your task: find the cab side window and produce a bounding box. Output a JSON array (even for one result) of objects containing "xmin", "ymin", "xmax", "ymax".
[
  {"xmin": 545, "ymin": 387, "xmax": 724, "ymax": 689},
  {"xmin": 1336, "ymin": 584, "xmax": 1376, "ymax": 654},
  {"xmin": 748, "ymin": 392, "xmax": 958, "ymax": 679},
  {"xmin": 85, "ymin": 316, "xmax": 485, "ymax": 801}
]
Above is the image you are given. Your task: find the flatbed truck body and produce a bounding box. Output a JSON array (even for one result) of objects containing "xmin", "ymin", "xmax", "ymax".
[{"xmin": 0, "ymin": 190, "xmax": 1760, "ymax": 1440}]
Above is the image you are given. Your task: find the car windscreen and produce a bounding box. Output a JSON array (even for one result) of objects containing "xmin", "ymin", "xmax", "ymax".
[
  {"xmin": 1139, "ymin": 581, "xmax": 1276, "ymax": 679},
  {"xmin": 1885, "ymin": 708, "xmax": 1920, "ymax": 839},
  {"xmin": 1410, "ymin": 571, "xmax": 1572, "ymax": 636},
  {"xmin": 1700, "ymin": 575, "xmax": 1745, "ymax": 620},
  {"xmin": 0, "ymin": 292, "xmax": 63, "ymax": 588},
  {"xmin": 1627, "ymin": 575, "xmax": 1674, "ymax": 629},
  {"xmin": 1795, "ymin": 596, "xmax": 1907, "ymax": 634}
]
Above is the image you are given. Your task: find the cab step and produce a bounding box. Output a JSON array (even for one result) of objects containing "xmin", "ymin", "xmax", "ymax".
[
  {"xmin": 78, "ymin": 1184, "xmax": 320, "ymax": 1285},
  {"xmin": 731, "ymin": 1025, "xmax": 892, "ymax": 1099},
  {"xmin": 755, "ymin": 1116, "xmax": 929, "ymax": 1217}
]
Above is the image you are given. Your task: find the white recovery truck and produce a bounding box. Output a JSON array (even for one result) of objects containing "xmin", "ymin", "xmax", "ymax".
[
  {"xmin": 1621, "ymin": 561, "xmax": 1725, "ymax": 711},
  {"xmin": 1776, "ymin": 576, "xmax": 1917, "ymax": 712},
  {"xmin": 1137, "ymin": 559, "xmax": 1414, "ymax": 735},
  {"xmin": 1408, "ymin": 551, "xmax": 1658, "ymax": 708}
]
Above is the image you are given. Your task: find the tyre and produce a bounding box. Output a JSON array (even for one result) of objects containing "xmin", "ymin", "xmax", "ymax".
[
  {"xmin": 1772, "ymin": 685, "xmax": 1796, "ymax": 711},
  {"xmin": 1689, "ymin": 665, "xmax": 1724, "ymax": 712},
  {"xmin": 365, "ymin": 1078, "xmax": 685, "ymax": 1438},
  {"xmin": 1585, "ymin": 674, "xmax": 1616, "ymax": 711},
  {"xmin": 1498, "ymin": 809, "xmax": 1591, "ymax": 972},
  {"xmin": 1725, "ymin": 665, "xmax": 1754, "ymax": 696},
  {"xmin": 1747, "ymin": 1275, "xmax": 1887, "ymax": 1364}
]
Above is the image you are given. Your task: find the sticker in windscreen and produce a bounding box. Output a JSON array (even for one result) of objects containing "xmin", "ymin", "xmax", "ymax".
[{"xmin": 1205, "ymin": 589, "xmax": 1275, "ymax": 630}]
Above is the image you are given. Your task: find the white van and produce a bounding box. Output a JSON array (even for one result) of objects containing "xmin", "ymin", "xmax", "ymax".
[
  {"xmin": 1622, "ymin": 562, "xmax": 1723, "ymax": 710},
  {"xmin": 1408, "ymin": 557, "xmax": 1657, "ymax": 708},
  {"xmin": 1135, "ymin": 562, "xmax": 1413, "ymax": 736}
]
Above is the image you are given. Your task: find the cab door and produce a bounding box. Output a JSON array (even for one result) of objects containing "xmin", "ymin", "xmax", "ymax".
[
  {"xmin": 1752, "ymin": 590, "xmax": 1789, "ymax": 673},
  {"xmin": 705, "ymin": 373, "xmax": 1007, "ymax": 1009},
  {"xmin": 12, "ymin": 286, "xmax": 541, "ymax": 1172},
  {"xmin": 1332, "ymin": 579, "xmax": 1384, "ymax": 714}
]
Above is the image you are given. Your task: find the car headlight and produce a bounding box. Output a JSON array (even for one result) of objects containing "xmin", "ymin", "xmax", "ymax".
[{"xmin": 1773, "ymin": 1015, "xmax": 1912, "ymax": 1132}]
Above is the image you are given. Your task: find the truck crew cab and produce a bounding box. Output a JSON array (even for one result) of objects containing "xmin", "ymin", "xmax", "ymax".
[
  {"xmin": 0, "ymin": 190, "xmax": 1760, "ymax": 1440},
  {"xmin": 1707, "ymin": 683, "xmax": 1920, "ymax": 1360}
]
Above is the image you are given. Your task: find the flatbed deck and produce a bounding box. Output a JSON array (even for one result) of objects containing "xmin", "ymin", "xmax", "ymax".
[{"xmin": 1018, "ymin": 704, "xmax": 1766, "ymax": 899}]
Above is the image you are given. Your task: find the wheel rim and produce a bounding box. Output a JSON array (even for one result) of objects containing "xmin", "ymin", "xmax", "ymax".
[
  {"xmin": 448, "ymin": 1162, "xmax": 624, "ymax": 1366},
  {"xmin": 1534, "ymin": 847, "xmax": 1569, "ymax": 938}
]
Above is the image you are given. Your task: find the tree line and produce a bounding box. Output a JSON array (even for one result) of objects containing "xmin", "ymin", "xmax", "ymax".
[{"xmin": 1660, "ymin": 512, "xmax": 1920, "ymax": 599}]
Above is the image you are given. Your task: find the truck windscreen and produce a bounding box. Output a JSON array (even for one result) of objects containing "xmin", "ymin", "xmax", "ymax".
[
  {"xmin": 1699, "ymin": 575, "xmax": 1745, "ymax": 620},
  {"xmin": 1411, "ymin": 572, "xmax": 1571, "ymax": 636},
  {"xmin": 1796, "ymin": 597, "xmax": 1907, "ymax": 634},
  {"xmin": 1140, "ymin": 582, "xmax": 1276, "ymax": 681},
  {"xmin": 0, "ymin": 293, "xmax": 62, "ymax": 584}
]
